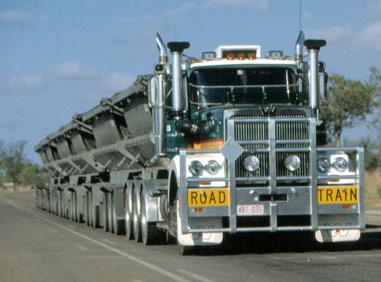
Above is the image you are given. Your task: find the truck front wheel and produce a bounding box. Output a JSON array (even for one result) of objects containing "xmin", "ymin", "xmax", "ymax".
[{"xmin": 169, "ymin": 192, "xmax": 194, "ymax": 255}]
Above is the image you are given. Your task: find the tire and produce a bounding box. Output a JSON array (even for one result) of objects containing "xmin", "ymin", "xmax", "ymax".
[
  {"xmin": 94, "ymin": 205, "xmax": 101, "ymax": 228},
  {"xmin": 102, "ymin": 193, "xmax": 109, "ymax": 232},
  {"xmin": 113, "ymin": 195, "xmax": 125, "ymax": 235},
  {"xmin": 125, "ymin": 189, "xmax": 134, "ymax": 240},
  {"xmin": 54, "ymin": 191, "xmax": 58, "ymax": 215},
  {"xmin": 108, "ymin": 193, "xmax": 114, "ymax": 233},
  {"xmin": 59, "ymin": 191, "xmax": 64, "ymax": 218},
  {"xmin": 71, "ymin": 192, "xmax": 76, "ymax": 222},
  {"xmin": 169, "ymin": 192, "xmax": 195, "ymax": 255},
  {"xmin": 85, "ymin": 192, "xmax": 91, "ymax": 226},
  {"xmin": 140, "ymin": 193, "xmax": 165, "ymax": 245},
  {"xmin": 133, "ymin": 190, "xmax": 142, "ymax": 242}
]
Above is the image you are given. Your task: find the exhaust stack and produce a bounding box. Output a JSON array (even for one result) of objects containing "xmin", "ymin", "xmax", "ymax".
[
  {"xmin": 156, "ymin": 33, "xmax": 168, "ymax": 64},
  {"xmin": 167, "ymin": 41, "xmax": 190, "ymax": 117},
  {"xmin": 295, "ymin": 30, "xmax": 305, "ymax": 64},
  {"xmin": 304, "ymin": 39, "xmax": 326, "ymax": 110}
]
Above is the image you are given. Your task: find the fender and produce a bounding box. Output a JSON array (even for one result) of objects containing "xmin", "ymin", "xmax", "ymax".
[
  {"xmin": 169, "ymin": 155, "xmax": 223, "ymax": 246},
  {"xmin": 168, "ymin": 155, "xmax": 182, "ymax": 205}
]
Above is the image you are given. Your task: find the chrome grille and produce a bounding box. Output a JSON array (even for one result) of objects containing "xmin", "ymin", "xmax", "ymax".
[
  {"xmin": 231, "ymin": 114, "xmax": 311, "ymax": 180},
  {"xmin": 234, "ymin": 122, "xmax": 268, "ymax": 141},
  {"xmin": 276, "ymin": 121, "xmax": 309, "ymax": 140}
]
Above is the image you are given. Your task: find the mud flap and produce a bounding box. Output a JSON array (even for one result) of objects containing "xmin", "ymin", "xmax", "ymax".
[
  {"xmin": 176, "ymin": 201, "xmax": 223, "ymax": 246},
  {"xmin": 315, "ymin": 229, "xmax": 361, "ymax": 243}
]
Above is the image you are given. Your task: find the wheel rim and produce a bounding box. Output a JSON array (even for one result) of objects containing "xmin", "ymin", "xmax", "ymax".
[
  {"xmin": 141, "ymin": 201, "xmax": 147, "ymax": 243},
  {"xmin": 113, "ymin": 202, "xmax": 117, "ymax": 234},
  {"xmin": 108, "ymin": 195, "xmax": 113, "ymax": 233},
  {"xmin": 126, "ymin": 211, "xmax": 133, "ymax": 238},
  {"xmin": 133, "ymin": 193, "xmax": 141, "ymax": 241},
  {"xmin": 103, "ymin": 194, "xmax": 108, "ymax": 231},
  {"xmin": 141, "ymin": 215, "xmax": 147, "ymax": 242},
  {"xmin": 133, "ymin": 209, "xmax": 139, "ymax": 238},
  {"xmin": 125, "ymin": 190, "xmax": 133, "ymax": 239}
]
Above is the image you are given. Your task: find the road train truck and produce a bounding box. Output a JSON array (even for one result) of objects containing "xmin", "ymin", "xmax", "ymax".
[{"xmin": 35, "ymin": 31, "xmax": 365, "ymax": 254}]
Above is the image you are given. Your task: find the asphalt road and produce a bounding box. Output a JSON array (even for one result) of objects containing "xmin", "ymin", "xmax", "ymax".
[{"xmin": 1, "ymin": 191, "xmax": 381, "ymax": 282}]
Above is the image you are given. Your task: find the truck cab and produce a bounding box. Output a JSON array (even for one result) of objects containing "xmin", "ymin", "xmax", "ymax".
[{"xmin": 153, "ymin": 34, "xmax": 364, "ymax": 250}]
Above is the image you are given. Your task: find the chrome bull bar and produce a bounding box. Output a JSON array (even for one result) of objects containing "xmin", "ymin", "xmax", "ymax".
[{"xmin": 178, "ymin": 146, "xmax": 365, "ymax": 234}]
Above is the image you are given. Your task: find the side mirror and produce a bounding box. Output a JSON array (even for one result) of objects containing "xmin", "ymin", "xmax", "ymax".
[
  {"xmin": 318, "ymin": 62, "xmax": 329, "ymax": 105},
  {"xmin": 319, "ymin": 72, "xmax": 328, "ymax": 104}
]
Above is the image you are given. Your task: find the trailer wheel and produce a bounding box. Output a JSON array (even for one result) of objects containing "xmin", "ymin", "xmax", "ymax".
[
  {"xmin": 78, "ymin": 194, "xmax": 85, "ymax": 223},
  {"xmin": 125, "ymin": 189, "xmax": 134, "ymax": 240},
  {"xmin": 93, "ymin": 205, "xmax": 101, "ymax": 228},
  {"xmin": 102, "ymin": 193, "xmax": 109, "ymax": 232},
  {"xmin": 85, "ymin": 192, "xmax": 91, "ymax": 226},
  {"xmin": 70, "ymin": 192, "xmax": 77, "ymax": 222},
  {"xmin": 113, "ymin": 195, "xmax": 125, "ymax": 235},
  {"xmin": 133, "ymin": 191, "xmax": 142, "ymax": 242},
  {"xmin": 108, "ymin": 193, "xmax": 114, "ymax": 233},
  {"xmin": 140, "ymin": 193, "xmax": 165, "ymax": 245},
  {"xmin": 169, "ymin": 192, "xmax": 195, "ymax": 255}
]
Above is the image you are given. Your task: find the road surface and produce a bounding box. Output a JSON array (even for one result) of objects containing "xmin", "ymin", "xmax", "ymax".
[{"xmin": 1, "ymin": 191, "xmax": 381, "ymax": 282}]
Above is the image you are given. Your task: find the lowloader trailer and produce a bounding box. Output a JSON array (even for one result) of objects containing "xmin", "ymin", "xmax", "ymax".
[{"xmin": 35, "ymin": 31, "xmax": 365, "ymax": 254}]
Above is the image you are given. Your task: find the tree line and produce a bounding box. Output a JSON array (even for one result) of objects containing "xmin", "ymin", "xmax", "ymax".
[
  {"xmin": 321, "ymin": 67, "xmax": 381, "ymax": 169},
  {"xmin": 0, "ymin": 67, "xmax": 381, "ymax": 189},
  {"xmin": 0, "ymin": 140, "xmax": 46, "ymax": 189}
]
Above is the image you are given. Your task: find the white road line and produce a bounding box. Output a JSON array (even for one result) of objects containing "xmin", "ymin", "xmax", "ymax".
[
  {"xmin": 101, "ymin": 238, "xmax": 117, "ymax": 246},
  {"xmin": 75, "ymin": 243, "xmax": 89, "ymax": 252},
  {"xmin": 177, "ymin": 269, "xmax": 214, "ymax": 282},
  {"xmin": 3, "ymin": 199, "xmax": 191, "ymax": 282},
  {"xmin": 335, "ymin": 253, "xmax": 381, "ymax": 259}
]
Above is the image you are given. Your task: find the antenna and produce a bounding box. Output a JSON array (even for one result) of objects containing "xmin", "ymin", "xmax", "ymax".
[{"xmin": 299, "ymin": 0, "xmax": 302, "ymax": 30}]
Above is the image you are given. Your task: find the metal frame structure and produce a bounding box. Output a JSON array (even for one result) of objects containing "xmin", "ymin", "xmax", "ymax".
[{"xmin": 178, "ymin": 114, "xmax": 365, "ymax": 234}]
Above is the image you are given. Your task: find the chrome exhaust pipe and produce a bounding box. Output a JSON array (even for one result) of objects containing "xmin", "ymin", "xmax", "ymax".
[
  {"xmin": 167, "ymin": 41, "xmax": 190, "ymax": 117},
  {"xmin": 304, "ymin": 39, "xmax": 326, "ymax": 110},
  {"xmin": 156, "ymin": 33, "xmax": 168, "ymax": 64}
]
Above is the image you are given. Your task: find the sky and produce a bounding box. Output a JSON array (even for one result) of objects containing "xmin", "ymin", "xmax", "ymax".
[{"xmin": 1, "ymin": 0, "xmax": 381, "ymax": 163}]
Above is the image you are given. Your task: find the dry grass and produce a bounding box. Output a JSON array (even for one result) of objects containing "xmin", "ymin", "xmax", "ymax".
[
  {"xmin": 0, "ymin": 185, "xmax": 32, "ymax": 193},
  {"xmin": 365, "ymin": 169, "xmax": 381, "ymax": 208}
]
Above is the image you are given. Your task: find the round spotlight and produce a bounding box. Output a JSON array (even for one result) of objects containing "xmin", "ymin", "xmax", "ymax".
[
  {"xmin": 188, "ymin": 160, "xmax": 204, "ymax": 176},
  {"xmin": 334, "ymin": 157, "xmax": 348, "ymax": 172},
  {"xmin": 284, "ymin": 155, "xmax": 301, "ymax": 172},
  {"xmin": 317, "ymin": 157, "xmax": 331, "ymax": 173},
  {"xmin": 243, "ymin": 155, "xmax": 260, "ymax": 172},
  {"xmin": 205, "ymin": 160, "xmax": 221, "ymax": 175}
]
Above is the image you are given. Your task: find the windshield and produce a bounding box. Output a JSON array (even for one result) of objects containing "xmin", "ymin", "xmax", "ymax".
[{"xmin": 189, "ymin": 67, "xmax": 307, "ymax": 108}]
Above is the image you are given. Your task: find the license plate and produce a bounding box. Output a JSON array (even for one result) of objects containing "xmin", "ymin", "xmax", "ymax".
[
  {"xmin": 318, "ymin": 186, "xmax": 358, "ymax": 204},
  {"xmin": 187, "ymin": 188, "xmax": 230, "ymax": 207},
  {"xmin": 237, "ymin": 204, "xmax": 264, "ymax": 215}
]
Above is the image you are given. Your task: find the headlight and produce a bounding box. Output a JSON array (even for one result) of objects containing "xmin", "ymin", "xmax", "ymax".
[
  {"xmin": 205, "ymin": 160, "xmax": 222, "ymax": 175},
  {"xmin": 334, "ymin": 157, "xmax": 348, "ymax": 172},
  {"xmin": 317, "ymin": 157, "xmax": 330, "ymax": 173},
  {"xmin": 188, "ymin": 160, "xmax": 204, "ymax": 176},
  {"xmin": 284, "ymin": 155, "xmax": 301, "ymax": 171},
  {"xmin": 243, "ymin": 155, "xmax": 260, "ymax": 172}
]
